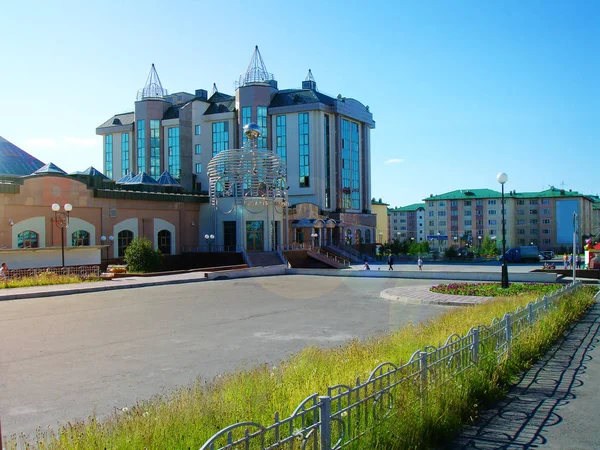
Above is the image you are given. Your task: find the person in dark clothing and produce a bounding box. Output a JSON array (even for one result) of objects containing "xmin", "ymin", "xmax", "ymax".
[{"xmin": 388, "ymin": 255, "xmax": 394, "ymax": 270}]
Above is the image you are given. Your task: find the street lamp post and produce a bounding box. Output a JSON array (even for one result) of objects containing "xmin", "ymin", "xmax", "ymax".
[
  {"xmin": 478, "ymin": 235, "xmax": 482, "ymax": 251},
  {"xmin": 437, "ymin": 231, "xmax": 441, "ymax": 253},
  {"xmin": 204, "ymin": 234, "xmax": 215, "ymax": 252},
  {"xmin": 497, "ymin": 172, "xmax": 509, "ymax": 288},
  {"xmin": 51, "ymin": 203, "xmax": 72, "ymax": 268},
  {"xmin": 100, "ymin": 235, "xmax": 114, "ymax": 261}
]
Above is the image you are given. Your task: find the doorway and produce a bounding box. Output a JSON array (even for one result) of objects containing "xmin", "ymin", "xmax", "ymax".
[{"xmin": 246, "ymin": 221, "xmax": 264, "ymax": 252}]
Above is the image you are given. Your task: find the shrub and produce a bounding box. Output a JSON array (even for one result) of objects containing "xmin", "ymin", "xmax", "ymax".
[
  {"xmin": 445, "ymin": 247, "xmax": 458, "ymax": 258},
  {"xmin": 124, "ymin": 237, "xmax": 163, "ymax": 273}
]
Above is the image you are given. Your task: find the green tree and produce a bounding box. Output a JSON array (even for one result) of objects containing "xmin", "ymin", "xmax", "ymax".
[{"xmin": 124, "ymin": 237, "xmax": 164, "ymax": 273}]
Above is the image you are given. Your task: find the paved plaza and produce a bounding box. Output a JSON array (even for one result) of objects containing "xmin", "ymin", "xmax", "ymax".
[{"xmin": 0, "ymin": 275, "xmax": 451, "ymax": 438}]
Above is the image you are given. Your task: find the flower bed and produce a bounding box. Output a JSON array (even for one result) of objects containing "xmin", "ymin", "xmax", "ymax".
[{"xmin": 431, "ymin": 282, "xmax": 562, "ymax": 297}]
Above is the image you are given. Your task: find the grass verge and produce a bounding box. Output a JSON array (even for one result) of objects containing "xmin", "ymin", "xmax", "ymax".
[
  {"xmin": 1, "ymin": 273, "xmax": 101, "ymax": 289},
  {"xmin": 5, "ymin": 286, "xmax": 597, "ymax": 450}
]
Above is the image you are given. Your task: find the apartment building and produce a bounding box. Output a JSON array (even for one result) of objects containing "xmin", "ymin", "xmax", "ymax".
[
  {"xmin": 388, "ymin": 203, "xmax": 425, "ymax": 243},
  {"xmin": 422, "ymin": 187, "xmax": 597, "ymax": 251}
]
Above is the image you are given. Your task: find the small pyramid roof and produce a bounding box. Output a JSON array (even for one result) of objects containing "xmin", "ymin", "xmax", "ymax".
[
  {"xmin": 34, "ymin": 162, "xmax": 67, "ymax": 175},
  {"xmin": 116, "ymin": 172, "xmax": 133, "ymax": 184},
  {"xmin": 129, "ymin": 172, "xmax": 158, "ymax": 184},
  {"xmin": 72, "ymin": 166, "xmax": 109, "ymax": 179},
  {"xmin": 156, "ymin": 170, "xmax": 181, "ymax": 186},
  {"xmin": 0, "ymin": 136, "xmax": 45, "ymax": 176}
]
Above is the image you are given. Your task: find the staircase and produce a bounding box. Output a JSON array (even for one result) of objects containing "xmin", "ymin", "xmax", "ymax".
[{"xmin": 246, "ymin": 252, "xmax": 285, "ymax": 267}]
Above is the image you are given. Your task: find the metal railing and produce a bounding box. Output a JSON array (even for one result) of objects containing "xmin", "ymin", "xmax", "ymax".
[
  {"xmin": 278, "ymin": 245, "xmax": 350, "ymax": 267},
  {"xmin": 5, "ymin": 265, "xmax": 100, "ymax": 279},
  {"xmin": 310, "ymin": 247, "xmax": 350, "ymax": 267},
  {"xmin": 182, "ymin": 245, "xmax": 243, "ymax": 253},
  {"xmin": 200, "ymin": 282, "xmax": 585, "ymax": 450}
]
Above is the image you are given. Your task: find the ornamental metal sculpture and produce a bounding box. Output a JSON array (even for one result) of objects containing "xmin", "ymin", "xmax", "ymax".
[{"xmin": 207, "ymin": 122, "xmax": 287, "ymax": 215}]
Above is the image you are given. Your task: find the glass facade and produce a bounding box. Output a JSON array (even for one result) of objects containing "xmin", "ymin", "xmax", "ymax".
[
  {"xmin": 341, "ymin": 118, "xmax": 360, "ymax": 209},
  {"xmin": 276, "ymin": 115, "xmax": 286, "ymax": 163},
  {"xmin": 150, "ymin": 119, "xmax": 161, "ymax": 177},
  {"xmin": 121, "ymin": 133, "xmax": 129, "ymax": 176},
  {"xmin": 257, "ymin": 106, "xmax": 267, "ymax": 148},
  {"xmin": 136, "ymin": 119, "xmax": 145, "ymax": 173},
  {"xmin": 104, "ymin": 135, "xmax": 113, "ymax": 179},
  {"xmin": 212, "ymin": 122, "xmax": 229, "ymax": 156},
  {"xmin": 168, "ymin": 127, "xmax": 180, "ymax": 178},
  {"xmin": 242, "ymin": 107, "xmax": 251, "ymax": 145},
  {"xmin": 324, "ymin": 114, "xmax": 330, "ymax": 209},
  {"xmin": 298, "ymin": 113, "xmax": 309, "ymax": 188}
]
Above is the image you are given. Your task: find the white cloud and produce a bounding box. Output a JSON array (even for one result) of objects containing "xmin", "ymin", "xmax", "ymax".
[{"xmin": 385, "ymin": 158, "xmax": 404, "ymax": 164}]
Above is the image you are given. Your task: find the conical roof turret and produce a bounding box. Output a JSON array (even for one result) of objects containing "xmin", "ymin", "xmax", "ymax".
[
  {"xmin": 302, "ymin": 69, "xmax": 317, "ymax": 91},
  {"xmin": 137, "ymin": 64, "xmax": 168, "ymax": 100},
  {"xmin": 237, "ymin": 46, "xmax": 275, "ymax": 88}
]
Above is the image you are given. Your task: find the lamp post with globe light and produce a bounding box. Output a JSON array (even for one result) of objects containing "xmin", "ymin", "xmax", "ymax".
[
  {"xmin": 100, "ymin": 235, "xmax": 114, "ymax": 262},
  {"xmin": 52, "ymin": 203, "xmax": 72, "ymax": 268},
  {"xmin": 204, "ymin": 234, "xmax": 215, "ymax": 252},
  {"xmin": 497, "ymin": 172, "xmax": 509, "ymax": 288}
]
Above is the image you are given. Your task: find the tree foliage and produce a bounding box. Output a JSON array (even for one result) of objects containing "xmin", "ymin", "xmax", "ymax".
[{"xmin": 124, "ymin": 237, "xmax": 164, "ymax": 273}]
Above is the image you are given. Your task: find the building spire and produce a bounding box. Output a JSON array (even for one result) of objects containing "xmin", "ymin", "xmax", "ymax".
[
  {"xmin": 302, "ymin": 68, "xmax": 317, "ymax": 91},
  {"xmin": 138, "ymin": 63, "xmax": 167, "ymax": 100},
  {"xmin": 237, "ymin": 45, "xmax": 275, "ymax": 88},
  {"xmin": 211, "ymin": 83, "xmax": 218, "ymax": 96},
  {"xmin": 305, "ymin": 69, "xmax": 315, "ymax": 83}
]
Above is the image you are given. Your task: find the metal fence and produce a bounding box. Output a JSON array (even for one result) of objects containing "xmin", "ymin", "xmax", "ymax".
[
  {"xmin": 200, "ymin": 282, "xmax": 584, "ymax": 450},
  {"xmin": 6, "ymin": 265, "xmax": 100, "ymax": 279}
]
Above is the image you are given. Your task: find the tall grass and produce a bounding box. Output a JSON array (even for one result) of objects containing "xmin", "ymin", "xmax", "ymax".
[
  {"xmin": 1, "ymin": 273, "xmax": 100, "ymax": 289},
  {"xmin": 6, "ymin": 286, "xmax": 597, "ymax": 450}
]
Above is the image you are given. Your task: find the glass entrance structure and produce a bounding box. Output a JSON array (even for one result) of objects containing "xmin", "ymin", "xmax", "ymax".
[{"xmin": 206, "ymin": 123, "xmax": 288, "ymax": 252}]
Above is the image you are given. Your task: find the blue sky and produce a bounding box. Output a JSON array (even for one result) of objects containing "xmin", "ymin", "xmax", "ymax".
[{"xmin": 1, "ymin": 0, "xmax": 597, "ymax": 207}]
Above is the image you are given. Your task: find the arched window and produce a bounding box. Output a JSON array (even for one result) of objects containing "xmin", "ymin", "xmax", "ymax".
[
  {"xmin": 117, "ymin": 230, "xmax": 134, "ymax": 257},
  {"xmin": 158, "ymin": 230, "xmax": 171, "ymax": 254},
  {"xmin": 355, "ymin": 229, "xmax": 362, "ymax": 244},
  {"xmin": 17, "ymin": 230, "xmax": 39, "ymax": 248},
  {"xmin": 365, "ymin": 229, "xmax": 371, "ymax": 244},
  {"xmin": 72, "ymin": 230, "xmax": 90, "ymax": 246},
  {"xmin": 345, "ymin": 229, "xmax": 352, "ymax": 245}
]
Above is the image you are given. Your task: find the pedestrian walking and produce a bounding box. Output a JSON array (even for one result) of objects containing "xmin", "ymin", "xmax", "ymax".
[
  {"xmin": 576, "ymin": 254, "xmax": 582, "ymax": 269},
  {"xmin": 363, "ymin": 260, "xmax": 371, "ymax": 270},
  {"xmin": 1, "ymin": 262, "xmax": 9, "ymax": 284},
  {"xmin": 417, "ymin": 257, "xmax": 423, "ymax": 271},
  {"xmin": 563, "ymin": 253, "xmax": 568, "ymax": 269},
  {"xmin": 388, "ymin": 255, "xmax": 394, "ymax": 271}
]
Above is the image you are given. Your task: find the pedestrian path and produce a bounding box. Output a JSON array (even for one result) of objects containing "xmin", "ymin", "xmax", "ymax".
[
  {"xmin": 448, "ymin": 301, "xmax": 600, "ymax": 449},
  {"xmin": 380, "ymin": 285, "xmax": 492, "ymax": 306},
  {"xmin": 0, "ymin": 271, "xmax": 210, "ymax": 301}
]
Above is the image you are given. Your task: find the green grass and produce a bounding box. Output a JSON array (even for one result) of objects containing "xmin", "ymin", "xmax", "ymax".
[
  {"xmin": 1, "ymin": 273, "xmax": 101, "ymax": 289},
  {"xmin": 5, "ymin": 286, "xmax": 597, "ymax": 450},
  {"xmin": 431, "ymin": 282, "xmax": 563, "ymax": 297}
]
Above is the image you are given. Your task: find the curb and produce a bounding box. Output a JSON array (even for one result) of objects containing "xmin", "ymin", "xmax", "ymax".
[
  {"xmin": 0, "ymin": 276, "xmax": 209, "ymax": 302},
  {"xmin": 380, "ymin": 287, "xmax": 492, "ymax": 307}
]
